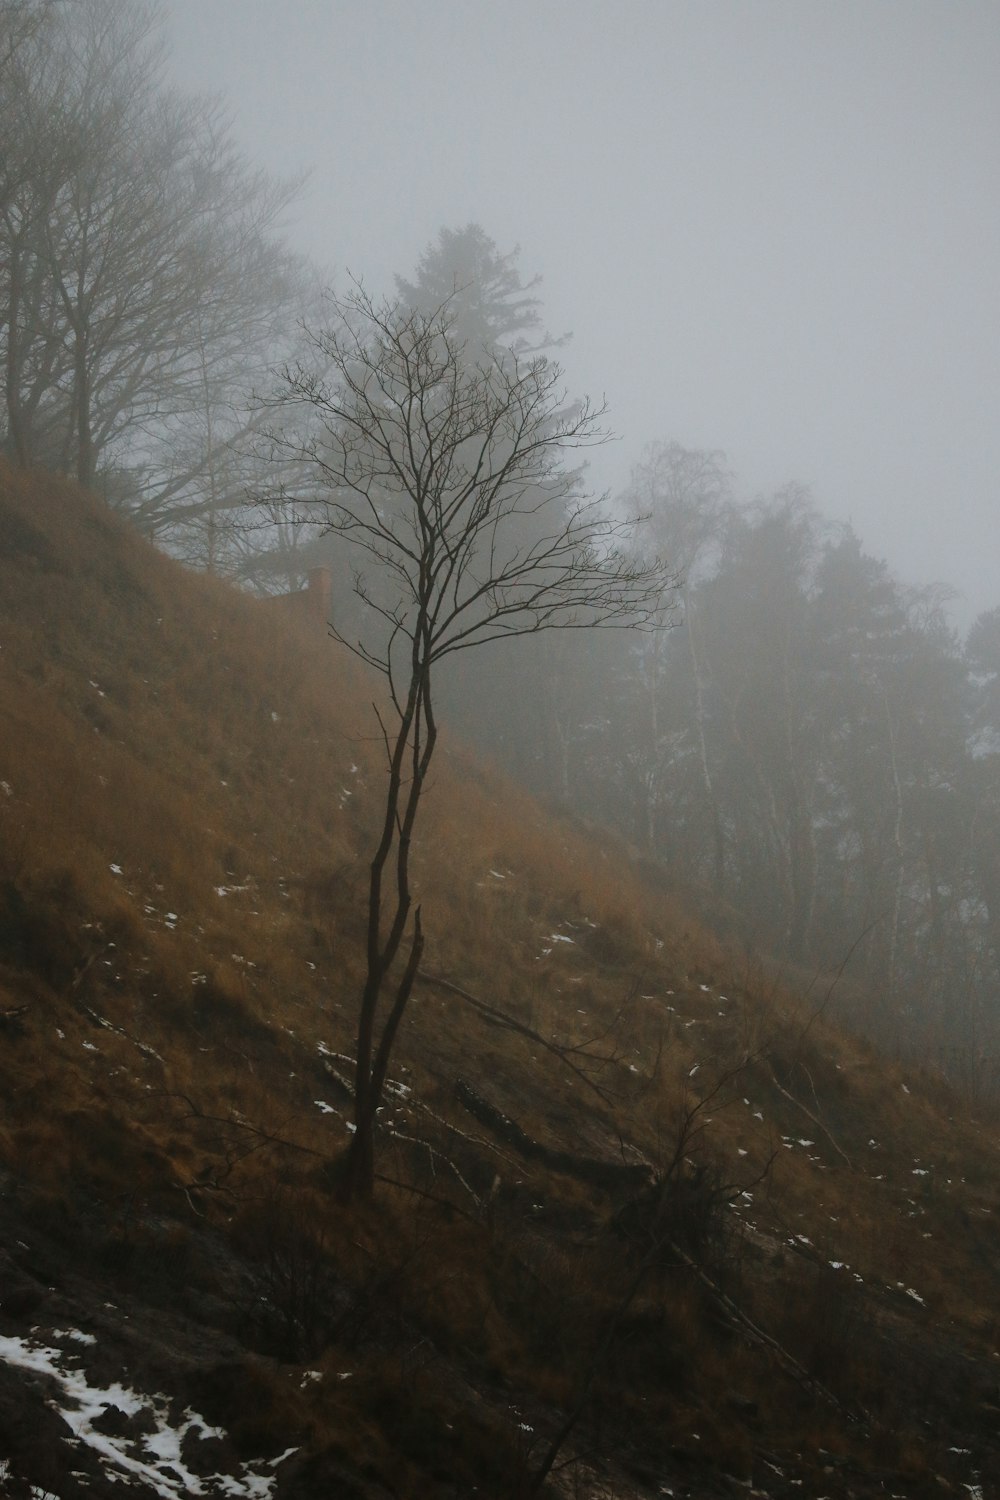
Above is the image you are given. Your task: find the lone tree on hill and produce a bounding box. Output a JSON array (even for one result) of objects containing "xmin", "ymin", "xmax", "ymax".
[{"xmin": 268, "ymin": 284, "xmax": 672, "ymax": 1200}]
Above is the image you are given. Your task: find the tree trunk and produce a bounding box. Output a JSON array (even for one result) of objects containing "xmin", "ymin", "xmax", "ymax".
[
  {"xmin": 5, "ymin": 248, "xmax": 28, "ymax": 466},
  {"xmin": 686, "ymin": 596, "xmax": 725, "ymax": 893},
  {"xmin": 341, "ymin": 1108, "xmax": 376, "ymax": 1202},
  {"xmin": 74, "ymin": 328, "xmax": 95, "ymax": 487},
  {"xmin": 339, "ymin": 666, "xmax": 435, "ymax": 1203}
]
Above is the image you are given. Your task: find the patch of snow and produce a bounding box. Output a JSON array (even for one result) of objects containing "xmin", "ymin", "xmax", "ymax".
[
  {"xmin": 0, "ymin": 1333, "xmax": 296, "ymax": 1497},
  {"xmin": 314, "ymin": 1101, "xmax": 335, "ymax": 1114},
  {"xmin": 550, "ymin": 933, "xmax": 575, "ymax": 944},
  {"xmin": 0, "ymin": 781, "xmax": 12, "ymax": 796},
  {"xmin": 109, "ymin": 864, "xmax": 122, "ymax": 875}
]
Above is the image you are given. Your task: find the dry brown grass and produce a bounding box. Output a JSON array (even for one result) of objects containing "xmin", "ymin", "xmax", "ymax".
[{"xmin": 3, "ymin": 463, "xmax": 1000, "ymax": 1493}]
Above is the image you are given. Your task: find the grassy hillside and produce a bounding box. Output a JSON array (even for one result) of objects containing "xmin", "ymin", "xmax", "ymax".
[{"xmin": 1, "ymin": 463, "xmax": 999, "ymax": 1498}]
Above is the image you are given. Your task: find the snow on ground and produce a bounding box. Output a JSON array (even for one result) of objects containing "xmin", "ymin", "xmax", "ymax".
[{"xmin": 0, "ymin": 1331, "xmax": 296, "ymax": 1498}]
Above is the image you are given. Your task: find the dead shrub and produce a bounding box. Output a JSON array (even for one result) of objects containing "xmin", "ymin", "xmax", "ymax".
[
  {"xmin": 231, "ymin": 1188, "xmax": 343, "ymax": 1360},
  {"xmin": 613, "ymin": 1158, "xmax": 734, "ymax": 1270}
]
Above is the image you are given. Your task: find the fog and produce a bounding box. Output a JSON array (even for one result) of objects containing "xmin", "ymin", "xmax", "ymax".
[{"xmin": 161, "ymin": 0, "xmax": 1000, "ymax": 628}]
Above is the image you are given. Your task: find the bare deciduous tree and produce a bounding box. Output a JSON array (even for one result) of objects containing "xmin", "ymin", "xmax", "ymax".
[
  {"xmin": 268, "ymin": 285, "xmax": 673, "ymax": 1200},
  {"xmin": 0, "ymin": 0, "xmax": 308, "ymax": 558}
]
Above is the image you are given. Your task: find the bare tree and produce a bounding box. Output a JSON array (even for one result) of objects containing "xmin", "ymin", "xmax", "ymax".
[
  {"xmin": 268, "ymin": 285, "xmax": 672, "ymax": 1200},
  {"xmin": 0, "ymin": 0, "xmax": 71, "ymax": 468},
  {"xmin": 622, "ymin": 442, "xmax": 732, "ymax": 861},
  {"xmin": 0, "ymin": 0, "xmax": 308, "ymax": 549}
]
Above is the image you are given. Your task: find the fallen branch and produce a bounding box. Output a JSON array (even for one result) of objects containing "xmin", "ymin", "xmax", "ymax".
[
  {"xmin": 669, "ymin": 1237, "xmax": 865, "ymax": 1419},
  {"xmin": 765, "ymin": 1062, "xmax": 852, "ymax": 1170},
  {"xmin": 321, "ymin": 1046, "xmax": 523, "ymax": 1172},
  {"xmin": 454, "ymin": 1078, "xmax": 650, "ymax": 1194},
  {"xmin": 416, "ymin": 969, "xmax": 619, "ymax": 1104}
]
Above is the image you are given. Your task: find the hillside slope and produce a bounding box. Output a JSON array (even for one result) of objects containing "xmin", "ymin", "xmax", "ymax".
[{"xmin": 1, "ymin": 464, "xmax": 999, "ymax": 1498}]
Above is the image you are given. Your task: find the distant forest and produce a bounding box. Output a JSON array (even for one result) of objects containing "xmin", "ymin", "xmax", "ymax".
[{"xmin": 4, "ymin": 0, "xmax": 1000, "ymax": 1091}]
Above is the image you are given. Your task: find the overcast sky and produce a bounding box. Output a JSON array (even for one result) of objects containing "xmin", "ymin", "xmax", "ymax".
[{"xmin": 162, "ymin": 0, "xmax": 1000, "ymax": 629}]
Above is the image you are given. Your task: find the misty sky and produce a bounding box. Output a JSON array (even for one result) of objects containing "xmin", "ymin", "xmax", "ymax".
[{"xmin": 161, "ymin": 0, "xmax": 1000, "ymax": 629}]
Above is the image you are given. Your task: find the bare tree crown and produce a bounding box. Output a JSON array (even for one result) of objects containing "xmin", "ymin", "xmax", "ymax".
[{"xmin": 270, "ymin": 286, "xmax": 669, "ymax": 693}]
